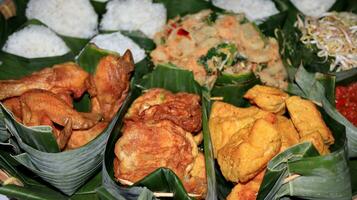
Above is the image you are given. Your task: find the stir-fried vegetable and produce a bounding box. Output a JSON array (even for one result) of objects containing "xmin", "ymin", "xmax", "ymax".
[
  {"xmin": 198, "ymin": 43, "xmax": 246, "ymax": 74},
  {"xmin": 296, "ymin": 12, "xmax": 357, "ymax": 72}
]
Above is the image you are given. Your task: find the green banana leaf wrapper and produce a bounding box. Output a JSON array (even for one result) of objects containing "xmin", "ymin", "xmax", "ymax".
[{"xmin": 101, "ymin": 64, "xmax": 218, "ymax": 200}]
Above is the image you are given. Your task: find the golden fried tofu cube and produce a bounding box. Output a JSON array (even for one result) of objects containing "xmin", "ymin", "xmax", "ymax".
[
  {"xmin": 244, "ymin": 85, "xmax": 289, "ymax": 114},
  {"xmin": 227, "ymin": 170, "xmax": 265, "ymax": 200},
  {"xmin": 217, "ymin": 119, "xmax": 281, "ymax": 183},
  {"xmin": 276, "ymin": 116, "xmax": 300, "ymax": 152},
  {"xmin": 209, "ymin": 102, "xmax": 276, "ymax": 157},
  {"xmin": 300, "ymin": 131, "xmax": 330, "ymax": 155},
  {"xmin": 286, "ymin": 96, "xmax": 334, "ymax": 145}
]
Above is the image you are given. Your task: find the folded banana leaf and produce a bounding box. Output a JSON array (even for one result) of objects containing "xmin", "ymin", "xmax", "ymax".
[
  {"xmin": 0, "ymin": 148, "xmax": 112, "ymax": 200},
  {"xmin": 212, "ymin": 66, "xmax": 351, "ymax": 199},
  {"xmin": 0, "ymin": 45, "xmax": 131, "ymax": 195},
  {"xmin": 101, "ymin": 64, "xmax": 218, "ymax": 200}
]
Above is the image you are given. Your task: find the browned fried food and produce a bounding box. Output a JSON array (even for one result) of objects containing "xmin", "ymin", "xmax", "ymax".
[
  {"xmin": 2, "ymin": 97, "xmax": 22, "ymax": 121},
  {"xmin": 209, "ymin": 101, "xmax": 276, "ymax": 157},
  {"xmin": 244, "ymin": 85, "xmax": 289, "ymax": 114},
  {"xmin": 20, "ymin": 89, "xmax": 101, "ymax": 130},
  {"xmin": 0, "ymin": 62, "xmax": 89, "ymax": 101},
  {"xmin": 286, "ymin": 96, "xmax": 334, "ymax": 146},
  {"xmin": 183, "ymin": 153, "xmax": 207, "ymax": 197},
  {"xmin": 217, "ymin": 119, "xmax": 281, "ymax": 183},
  {"xmin": 65, "ymin": 122, "xmax": 108, "ymax": 150},
  {"xmin": 88, "ymin": 51, "xmax": 134, "ymax": 122},
  {"xmin": 114, "ymin": 120, "xmax": 202, "ymax": 194},
  {"xmin": 300, "ymin": 131, "xmax": 330, "ymax": 155},
  {"xmin": 125, "ymin": 88, "xmax": 202, "ymax": 133},
  {"xmin": 276, "ymin": 116, "xmax": 300, "ymax": 152},
  {"xmin": 227, "ymin": 170, "xmax": 265, "ymax": 200}
]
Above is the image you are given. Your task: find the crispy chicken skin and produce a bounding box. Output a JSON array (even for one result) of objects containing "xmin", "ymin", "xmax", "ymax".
[
  {"xmin": 88, "ymin": 51, "xmax": 134, "ymax": 122},
  {"xmin": 209, "ymin": 101, "xmax": 276, "ymax": 157},
  {"xmin": 244, "ymin": 85, "xmax": 289, "ymax": 114},
  {"xmin": 114, "ymin": 120, "xmax": 201, "ymax": 193},
  {"xmin": 227, "ymin": 170, "xmax": 265, "ymax": 200},
  {"xmin": 0, "ymin": 62, "xmax": 89, "ymax": 100},
  {"xmin": 2, "ymin": 97, "xmax": 22, "ymax": 121},
  {"xmin": 65, "ymin": 122, "xmax": 108, "ymax": 150},
  {"xmin": 125, "ymin": 88, "xmax": 202, "ymax": 133},
  {"xmin": 20, "ymin": 90, "xmax": 101, "ymax": 130},
  {"xmin": 217, "ymin": 119, "xmax": 281, "ymax": 183},
  {"xmin": 276, "ymin": 116, "xmax": 300, "ymax": 152},
  {"xmin": 286, "ymin": 96, "xmax": 334, "ymax": 146}
]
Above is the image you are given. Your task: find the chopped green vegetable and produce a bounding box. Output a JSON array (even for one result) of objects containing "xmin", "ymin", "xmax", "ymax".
[
  {"xmin": 198, "ymin": 43, "xmax": 245, "ymax": 75},
  {"xmin": 205, "ymin": 12, "xmax": 218, "ymax": 25}
]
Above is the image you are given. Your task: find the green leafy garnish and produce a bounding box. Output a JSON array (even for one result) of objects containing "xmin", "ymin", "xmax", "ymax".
[{"xmin": 198, "ymin": 43, "xmax": 245, "ymax": 74}]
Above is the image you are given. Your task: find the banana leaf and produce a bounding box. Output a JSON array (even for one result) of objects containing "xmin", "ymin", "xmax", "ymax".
[
  {"xmin": 0, "ymin": 148, "xmax": 110, "ymax": 200},
  {"xmin": 101, "ymin": 64, "xmax": 218, "ymax": 200},
  {"xmin": 153, "ymin": 0, "xmax": 222, "ymax": 20}
]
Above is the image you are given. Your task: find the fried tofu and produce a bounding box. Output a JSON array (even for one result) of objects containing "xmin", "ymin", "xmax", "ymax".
[
  {"xmin": 209, "ymin": 101, "xmax": 276, "ymax": 157},
  {"xmin": 227, "ymin": 170, "xmax": 265, "ymax": 200},
  {"xmin": 244, "ymin": 85, "xmax": 289, "ymax": 114},
  {"xmin": 286, "ymin": 96, "xmax": 334, "ymax": 146},
  {"xmin": 276, "ymin": 116, "xmax": 300, "ymax": 152},
  {"xmin": 217, "ymin": 119, "xmax": 281, "ymax": 183},
  {"xmin": 300, "ymin": 131, "xmax": 330, "ymax": 155}
]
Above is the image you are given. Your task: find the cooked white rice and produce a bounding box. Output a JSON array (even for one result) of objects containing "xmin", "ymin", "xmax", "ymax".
[
  {"xmin": 212, "ymin": 0, "xmax": 279, "ymax": 21},
  {"xmin": 2, "ymin": 25, "xmax": 70, "ymax": 58},
  {"xmin": 26, "ymin": 0, "xmax": 98, "ymax": 38},
  {"xmin": 291, "ymin": 0, "xmax": 336, "ymax": 17},
  {"xmin": 100, "ymin": 0, "xmax": 166, "ymax": 38},
  {"xmin": 91, "ymin": 32, "xmax": 146, "ymax": 63}
]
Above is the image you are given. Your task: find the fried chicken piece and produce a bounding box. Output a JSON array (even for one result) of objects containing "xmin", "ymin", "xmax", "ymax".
[
  {"xmin": 276, "ymin": 116, "xmax": 300, "ymax": 152},
  {"xmin": 2, "ymin": 97, "xmax": 22, "ymax": 121},
  {"xmin": 65, "ymin": 122, "xmax": 108, "ymax": 150},
  {"xmin": 300, "ymin": 131, "xmax": 330, "ymax": 155},
  {"xmin": 217, "ymin": 119, "xmax": 281, "ymax": 183},
  {"xmin": 125, "ymin": 88, "xmax": 202, "ymax": 133},
  {"xmin": 114, "ymin": 120, "xmax": 202, "ymax": 194},
  {"xmin": 88, "ymin": 51, "xmax": 134, "ymax": 122},
  {"xmin": 244, "ymin": 85, "xmax": 289, "ymax": 114},
  {"xmin": 286, "ymin": 96, "xmax": 334, "ymax": 145},
  {"xmin": 183, "ymin": 153, "xmax": 207, "ymax": 198},
  {"xmin": 227, "ymin": 170, "xmax": 265, "ymax": 200},
  {"xmin": 37, "ymin": 115, "xmax": 73, "ymax": 150},
  {"xmin": 20, "ymin": 90, "xmax": 102, "ymax": 130},
  {"xmin": 0, "ymin": 62, "xmax": 89, "ymax": 101},
  {"xmin": 209, "ymin": 101, "xmax": 276, "ymax": 157}
]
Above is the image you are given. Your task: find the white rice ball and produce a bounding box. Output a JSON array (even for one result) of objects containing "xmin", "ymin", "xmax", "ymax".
[
  {"xmin": 212, "ymin": 0, "xmax": 279, "ymax": 21},
  {"xmin": 100, "ymin": 0, "xmax": 167, "ymax": 38},
  {"xmin": 91, "ymin": 32, "xmax": 146, "ymax": 63},
  {"xmin": 26, "ymin": 0, "xmax": 98, "ymax": 38},
  {"xmin": 291, "ymin": 0, "xmax": 336, "ymax": 17},
  {"xmin": 2, "ymin": 25, "xmax": 70, "ymax": 58}
]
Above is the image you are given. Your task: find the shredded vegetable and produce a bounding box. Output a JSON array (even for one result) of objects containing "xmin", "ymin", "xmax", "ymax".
[{"xmin": 296, "ymin": 12, "xmax": 357, "ymax": 72}]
